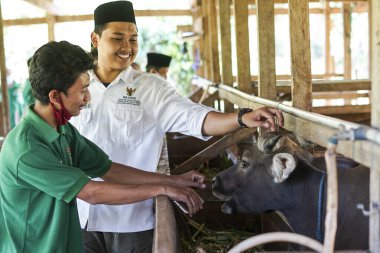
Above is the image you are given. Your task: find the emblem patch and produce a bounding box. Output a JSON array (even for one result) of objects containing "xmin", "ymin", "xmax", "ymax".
[
  {"xmin": 127, "ymin": 87, "xmax": 136, "ymax": 96},
  {"xmin": 117, "ymin": 86, "xmax": 141, "ymax": 106}
]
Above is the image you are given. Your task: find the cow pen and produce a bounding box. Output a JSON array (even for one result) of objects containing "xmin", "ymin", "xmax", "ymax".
[
  {"xmin": 154, "ymin": 0, "xmax": 380, "ymax": 251},
  {"xmin": 153, "ymin": 78, "xmax": 380, "ymax": 252}
]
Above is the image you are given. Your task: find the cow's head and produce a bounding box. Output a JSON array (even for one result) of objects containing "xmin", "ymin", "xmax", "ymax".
[{"xmin": 212, "ymin": 131, "xmax": 313, "ymax": 214}]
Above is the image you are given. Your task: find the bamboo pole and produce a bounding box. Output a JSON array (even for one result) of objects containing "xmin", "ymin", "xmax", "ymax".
[{"xmin": 323, "ymin": 142, "xmax": 338, "ymax": 253}]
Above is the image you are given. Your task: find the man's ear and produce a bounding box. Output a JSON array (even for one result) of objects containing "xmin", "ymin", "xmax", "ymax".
[
  {"xmin": 48, "ymin": 90, "xmax": 60, "ymax": 105},
  {"xmin": 148, "ymin": 68, "xmax": 158, "ymax": 74},
  {"xmin": 91, "ymin": 32, "xmax": 99, "ymax": 47}
]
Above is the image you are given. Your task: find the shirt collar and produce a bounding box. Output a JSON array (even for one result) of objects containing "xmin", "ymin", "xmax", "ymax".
[
  {"xmin": 90, "ymin": 67, "xmax": 134, "ymax": 87},
  {"xmin": 24, "ymin": 104, "xmax": 66, "ymax": 143}
]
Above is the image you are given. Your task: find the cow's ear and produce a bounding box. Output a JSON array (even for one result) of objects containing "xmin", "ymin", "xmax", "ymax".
[{"xmin": 271, "ymin": 153, "xmax": 296, "ymax": 183}]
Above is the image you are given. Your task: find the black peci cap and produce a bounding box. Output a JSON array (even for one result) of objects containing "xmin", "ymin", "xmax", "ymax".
[
  {"xmin": 94, "ymin": 1, "xmax": 136, "ymax": 26},
  {"xmin": 147, "ymin": 53, "xmax": 172, "ymax": 68}
]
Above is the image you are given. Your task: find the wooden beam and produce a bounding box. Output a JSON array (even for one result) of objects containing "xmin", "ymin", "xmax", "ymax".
[
  {"xmin": 200, "ymin": 92, "xmax": 219, "ymax": 107},
  {"xmin": 343, "ymin": 3, "xmax": 352, "ymax": 79},
  {"xmin": 289, "ymin": 0, "xmax": 312, "ymax": 111},
  {"xmin": 0, "ymin": 1, "xmax": 10, "ymax": 136},
  {"xmin": 233, "ymin": 0, "xmax": 251, "ymax": 94},
  {"xmin": 313, "ymin": 104, "xmax": 370, "ymax": 115},
  {"xmin": 226, "ymin": 79, "xmax": 370, "ymax": 94},
  {"xmin": 248, "ymin": 0, "xmax": 367, "ymax": 2},
  {"xmin": 217, "ymin": 85, "xmax": 379, "ymax": 170},
  {"xmin": 370, "ymin": 0, "xmax": 380, "ymax": 251},
  {"xmin": 176, "ymin": 25, "xmax": 192, "ymax": 33},
  {"xmin": 2, "ymin": 6, "xmax": 368, "ymax": 27},
  {"xmin": 47, "ymin": 14, "xmax": 55, "ymax": 42},
  {"xmin": 23, "ymin": 0, "xmax": 63, "ymax": 15},
  {"xmin": 247, "ymin": 6, "xmax": 368, "ymax": 15},
  {"xmin": 312, "ymin": 91, "xmax": 369, "ymax": 100},
  {"xmin": 275, "ymin": 80, "xmax": 370, "ymax": 93},
  {"xmin": 172, "ymin": 128, "xmax": 256, "ymax": 175},
  {"xmin": 256, "ymin": 0, "xmax": 277, "ymax": 100},
  {"xmin": 311, "ymin": 79, "xmax": 371, "ymax": 91},
  {"xmin": 208, "ymin": 0, "xmax": 221, "ymax": 83}
]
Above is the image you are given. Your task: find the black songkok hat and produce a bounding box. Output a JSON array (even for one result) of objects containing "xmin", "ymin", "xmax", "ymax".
[
  {"xmin": 94, "ymin": 1, "xmax": 136, "ymax": 26},
  {"xmin": 147, "ymin": 53, "xmax": 172, "ymax": 68}
]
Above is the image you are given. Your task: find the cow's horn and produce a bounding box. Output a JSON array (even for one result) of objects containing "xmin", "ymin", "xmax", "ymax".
[{"xmin": 258, "ymin": 135, "xmax": 282, "ymax": 153}]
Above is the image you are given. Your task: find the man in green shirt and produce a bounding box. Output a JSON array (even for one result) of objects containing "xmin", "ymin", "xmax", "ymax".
[{"xmin": 0, "ymin": 41, "xmax": 205, "ymax": 253}]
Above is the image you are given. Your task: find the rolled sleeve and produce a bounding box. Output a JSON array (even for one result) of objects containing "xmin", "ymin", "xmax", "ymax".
[{"xmin": 155, "ymin": 83, "xmax": 217, "ymax": 140}]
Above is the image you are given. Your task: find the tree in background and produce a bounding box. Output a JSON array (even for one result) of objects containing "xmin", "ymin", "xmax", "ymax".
[{"xmin": 137, "ymin": 18, "xmax": 194, "ymax": 96}]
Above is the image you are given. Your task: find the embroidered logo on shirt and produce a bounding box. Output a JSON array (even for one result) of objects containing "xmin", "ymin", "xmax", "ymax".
[
  {"xmin": 116, "ymin": 87, "xmax": 141, "ymax": 106},
  {"xmin": 126, "ymin": 87, "xmax": 136, "ymax": 96}
]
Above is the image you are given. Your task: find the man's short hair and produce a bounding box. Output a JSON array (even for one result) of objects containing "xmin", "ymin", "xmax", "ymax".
[{"xmin": 29, "ymin": 41, "xmax": 93, "ymax": 105}]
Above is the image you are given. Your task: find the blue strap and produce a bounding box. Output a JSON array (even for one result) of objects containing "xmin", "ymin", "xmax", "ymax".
[{"xmin": 316, "ymin": 173, "xmax": 326, "ymax": 242}]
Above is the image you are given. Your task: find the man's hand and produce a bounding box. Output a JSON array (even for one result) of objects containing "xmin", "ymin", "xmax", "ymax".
[
  {"xmin": 242, "ymin": 107, "xmax": 284, "ymax": 131},
  {"xmin": 164, "ymin": 184, "xmax": 204, "ymax": 216},
  {"xmin": 173, "ymin": 170, "xmax": 206, "ymax": 189}
]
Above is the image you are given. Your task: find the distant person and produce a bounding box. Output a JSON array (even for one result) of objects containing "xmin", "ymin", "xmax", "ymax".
[
  {"xmin": 145, "ymin": 52, "xmax": 174, "ymax": 178},
  {"xmin": 0, "ymin": 40, "xmax": 205, "ymax": 253},
  {"xmin": 70, "ymin": 1, "xmax": 284, "ymax": 253},
  {"xmin": 23, "ymin": 57, "xmax": 35, "ymax": 108},
  {"xmin": 6, "ymin": 69, "xmax": 22, "ymax": 128},
  {"xmin": 131, "ymin": 62, "xmax": 141, "ymax": 71},
  {"xmin": 146, "ymin": 52, "xmax": 172, "ymax": 80}
]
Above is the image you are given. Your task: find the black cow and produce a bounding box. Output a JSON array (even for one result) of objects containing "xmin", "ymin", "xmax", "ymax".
[{"xmin": 212, "ymin": 131, "xmax": 369, "ymax": 250}]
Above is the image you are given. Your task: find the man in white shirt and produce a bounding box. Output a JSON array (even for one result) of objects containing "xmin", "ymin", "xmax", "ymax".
[
  {"xmin": 71, "ymin": 1, "xmax": 284, "ymax": 253},
  {"xmin": 146, "ymin": 52, "xmax": 172, "ymax": 80}
]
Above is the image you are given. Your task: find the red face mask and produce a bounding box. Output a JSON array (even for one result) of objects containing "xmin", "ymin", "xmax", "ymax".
[{"xmin": 50, "ymin": 99, "xmax": 72, "ymax": 126}]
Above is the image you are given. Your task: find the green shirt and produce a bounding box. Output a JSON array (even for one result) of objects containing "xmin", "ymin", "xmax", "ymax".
[{"xmin": 0, "ymin": 105, "xmax": 112, "ymax": 253}]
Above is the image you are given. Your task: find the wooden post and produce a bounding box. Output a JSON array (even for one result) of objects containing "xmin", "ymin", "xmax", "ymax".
[
  {"xmin": 207, "ymin": 0, "xmax": 220, "ymax": 83},
  {"xmin": 0, "ymin": 1, "xmax": 10, "ymax": 136},
  {"xmin": 47, "ymin": 13, "xmax": 56, "ymax": 41},
  {"xmin": 256, "ymin": 0, "xmax": 276, "ymax": 100},
  {"xmin": 343, "ymin": 3, "xmax": 352, "ymax": 79},
  {"xmin": 325, "ymin": 2, "xmax": 332, "ymax": 77},
  {"xmin": 288, "ymin": 0, "xmax": 312, "ymax": 111},
  {"xmin": 370, "ymin": 0, "xmax": 380, "ymax": 251},
  {"xmin": 217, "ymin": 0, "xmax": 234, "ymax": 112},
  {"xmin": 202, "ymin": 0, "xmax": 211, "ymax": 79},
  {"xmin": 232, "ymin": 0, "xmax": 251, "ymax": 94}
]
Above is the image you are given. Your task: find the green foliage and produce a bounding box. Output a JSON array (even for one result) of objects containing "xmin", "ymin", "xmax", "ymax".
[{"xmin": 137, "ymin": 17, "xmax": 194, "ymax": 96}]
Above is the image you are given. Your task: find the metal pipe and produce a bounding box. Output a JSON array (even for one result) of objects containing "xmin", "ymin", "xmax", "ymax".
[
  {"xmin": 227, "ymin": 232, "xmax": 323, "ymax": 253},
  {"xmin": 218, "ymin": 84, "xmax": 380, "ymax": 145}
]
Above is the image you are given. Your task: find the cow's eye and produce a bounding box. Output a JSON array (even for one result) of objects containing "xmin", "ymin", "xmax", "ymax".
[{"xmin": 240, "ymin": 160, "xmax": 249, "ymax": 169}]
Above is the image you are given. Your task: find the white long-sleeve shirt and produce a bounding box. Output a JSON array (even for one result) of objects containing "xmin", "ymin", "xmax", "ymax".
[{"xmin": 70, "ymin": 67, "xmax": 214, "ymax": 232}]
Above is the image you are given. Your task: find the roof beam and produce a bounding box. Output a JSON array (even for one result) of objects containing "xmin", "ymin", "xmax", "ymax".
[{"xmin": 22, "ymin": 0, "xmax": 64, "ymax": 15}]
